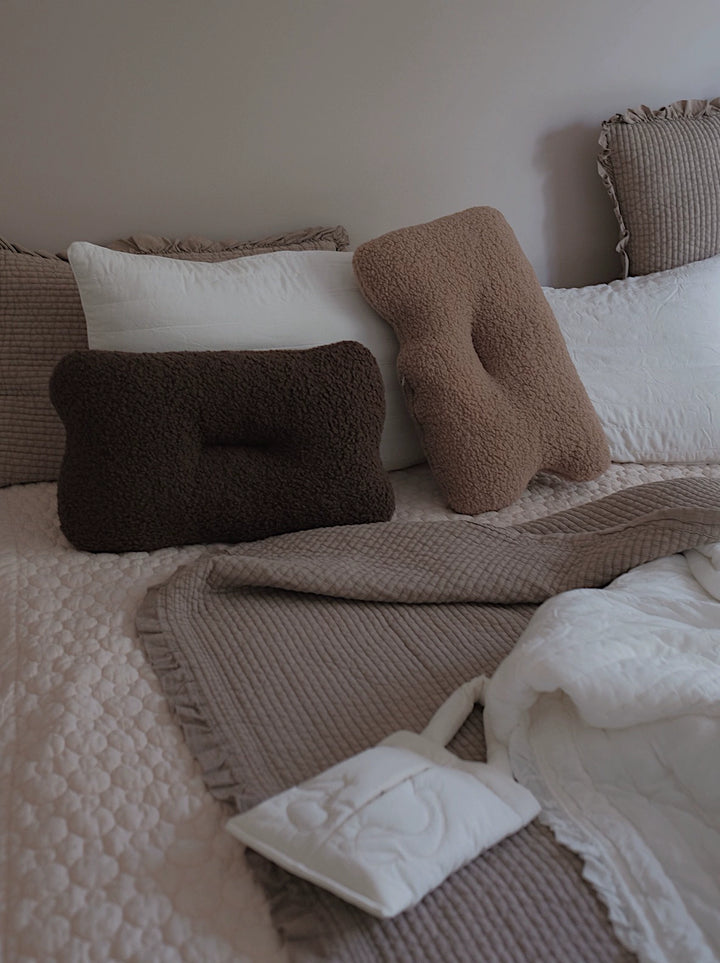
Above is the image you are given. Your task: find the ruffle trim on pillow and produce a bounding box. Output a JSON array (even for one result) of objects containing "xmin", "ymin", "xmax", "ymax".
[
  {"xmin": 607, "ymin": 97, "xmax": 720, "ymax": 124},
  {"xmin": 2, "ymin": 225, "xmax": 350, "ymax": 261},
  {"xmin": 0, "ymin": 237, "xmax": 69, "ymax": 260},
  {"xmin": 597, "ymin": 97, "xmax": 720, "ymax": 278},
  {"xmin": 107, "ymin": 225, "xmax": 350, "ymax": 255}
]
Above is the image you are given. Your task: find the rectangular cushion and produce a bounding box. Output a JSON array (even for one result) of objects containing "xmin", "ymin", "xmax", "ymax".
[
  {"xmin": 545, "ymin": 254, "xmax": 720, "ymax": 463},
  {"xmin": 68, "ymin": 242, "xmax": 424, "ymax": 472},
  {"xmin": 50, "ymin": 344, "xmax": 394, "ymax": 552},
  {"xmin": 598, "ymin": 98, "xmax": 720, "ymax": 277},
  {"xmin": 0, "ymin": 225, "xmax": 350, "ymax": 487}
]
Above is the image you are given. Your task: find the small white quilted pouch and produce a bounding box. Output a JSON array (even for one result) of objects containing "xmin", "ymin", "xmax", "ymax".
[{"xmin": 226, "ymin": 676, "xmax": 539, "ymax": 918}]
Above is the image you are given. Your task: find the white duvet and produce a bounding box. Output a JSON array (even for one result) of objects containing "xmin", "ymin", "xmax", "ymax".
[{"xmin": 485, "ymin": 547, "xmax": 720, "ymax": 963}]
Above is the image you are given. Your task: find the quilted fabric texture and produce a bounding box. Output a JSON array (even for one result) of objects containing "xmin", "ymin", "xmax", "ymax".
[
  {"xmin": 50, "ymin": 344, "xmax": 394, "ymax": 552},
  {"xmin": 352, "ymin": 207, "xmax": 610, "ymax": 514},
  {"xmin": 598, "ymin": 98, "xmax": 720, "ymax": 277},
  {"xmin": 0, "ymin": 483, "xmax": 287, "ymax": 963},
  {"xmin": 0, "ymin": 225, "xmax": 349, "ymax": 487},
  {"xmin": 544, "ymin": 254, "xmax": 720, "ymax": 463},
  {"xmin": 227, "ymin": 724, "xmax": 538, "ymax": 919},
  {"xmin": 138, "ymin": 476, "xmax": 720, "ymax": 961},
  {"xmin": 3, "ymin": 464, "xmax": 718, "ymax": 962}
]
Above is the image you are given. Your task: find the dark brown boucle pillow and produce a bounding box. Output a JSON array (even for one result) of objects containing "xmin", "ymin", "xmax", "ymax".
[
  {"xmin": 352, "ymin": 207, "xmax": 610, "ymax": 514},
  {"xmin": 49, "ymin": 342, "xmax": 394, "ymax": 552},
  {"xmin": 1, "ymin": 224, "xmax": 349, "ymax": 487}
]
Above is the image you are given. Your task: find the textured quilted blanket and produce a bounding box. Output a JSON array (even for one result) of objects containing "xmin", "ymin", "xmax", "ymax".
[{"xmin": 137, "ymin": 477, "xmax": 720, "ymax": 962}]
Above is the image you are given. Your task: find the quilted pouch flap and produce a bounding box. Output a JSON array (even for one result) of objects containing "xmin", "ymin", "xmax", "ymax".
[{"xmin": 226, "ymin": 676, "xmax": 539, "ymax": 918}]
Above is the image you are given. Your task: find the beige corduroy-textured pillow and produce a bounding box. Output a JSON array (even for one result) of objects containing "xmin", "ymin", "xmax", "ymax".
[
  {"xmin": 352, "ymin": 207, "xmax": 610, "ymax": 515},
  {"xmin": 598, "ymin": 98, "xmax": 720, "ymax": 277},
  {"xmin": 0, "ymin": 225, "xmax": 349, "ymax": 487}
]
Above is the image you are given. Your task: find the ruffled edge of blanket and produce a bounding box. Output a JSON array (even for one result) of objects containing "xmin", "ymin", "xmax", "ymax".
[
  {"xmin": 509, "ymin": 739, "xmax": 646, "ymax": 961},
  {"xmin": 135, "ymin": 585, "xmax": 240, "ymax": 804},
  {"xmin": 136, "ymin": 582, "xmax": 327, "ymax": 955}
]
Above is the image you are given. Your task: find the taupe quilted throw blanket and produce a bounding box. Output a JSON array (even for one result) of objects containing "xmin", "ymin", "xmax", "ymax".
[{"xmin": 137, "ymin": 479, "xmax": 720, "ymax": 963}]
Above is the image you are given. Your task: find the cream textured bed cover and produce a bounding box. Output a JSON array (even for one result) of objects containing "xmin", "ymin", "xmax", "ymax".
[{"xmin": 3, "ymin": 462, "xmax": 720, "ymax": 962}]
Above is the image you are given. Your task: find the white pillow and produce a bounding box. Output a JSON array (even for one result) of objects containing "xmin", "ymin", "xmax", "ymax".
[
  {"xmin": 543, "ymin": 255, "xmax": 720, "ymax": 463},
  {"xmin": 67, "ymin": 242, "xmax": 424, "ymax": 472}
]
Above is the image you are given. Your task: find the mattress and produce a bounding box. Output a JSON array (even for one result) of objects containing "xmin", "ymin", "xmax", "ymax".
[{"xmin": 3, "ymin": 462, "xmax": 720, "ymax": 963}]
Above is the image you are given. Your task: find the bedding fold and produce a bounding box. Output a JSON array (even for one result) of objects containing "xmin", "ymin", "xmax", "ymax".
[
  {"xmin": 137, "ymin": 478, "xmax": 720, "ymax": 962},
  {"xmin": 484, "ymin": 542, "xmax": 720, "ymax": 962}
]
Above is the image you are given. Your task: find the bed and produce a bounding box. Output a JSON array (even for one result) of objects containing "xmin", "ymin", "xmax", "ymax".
[
  {"xmin": 3, "ymin": 463, "xmax": 719, "ymax": 963},
  {"xmin": 3, "ymin": 99, "xmax": 720, "ymax": 963}
]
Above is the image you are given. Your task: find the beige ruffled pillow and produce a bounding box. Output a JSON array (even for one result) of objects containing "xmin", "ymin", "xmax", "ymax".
[{"xmin": 598, "ymin": 98, "xmax": 720, "ymax": 277}]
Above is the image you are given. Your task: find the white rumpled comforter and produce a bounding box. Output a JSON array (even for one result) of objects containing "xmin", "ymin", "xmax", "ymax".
[{"xmin": 485, "ymin": 545, "xmax": 720, "ymax": 963}]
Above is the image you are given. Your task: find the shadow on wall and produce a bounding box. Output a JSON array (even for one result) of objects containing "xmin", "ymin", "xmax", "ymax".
[{"xmin": 534, "ymin": 121, "xmax": 621, "ymax": 289}]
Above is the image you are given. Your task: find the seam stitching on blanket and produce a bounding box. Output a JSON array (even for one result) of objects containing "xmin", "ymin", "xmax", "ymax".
[{"xmin": 0, "ymin": 498, "xmax": 21, "ymax": 960}]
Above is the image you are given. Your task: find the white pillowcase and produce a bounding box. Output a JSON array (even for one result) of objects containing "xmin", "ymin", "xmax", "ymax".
[
  {"xmin": 68, "ymin": 243, "xmax": 424, "ymax": 472},
  {"xmin": 544, "ymin": 255, "xmax": 720, "ymax": 463}
]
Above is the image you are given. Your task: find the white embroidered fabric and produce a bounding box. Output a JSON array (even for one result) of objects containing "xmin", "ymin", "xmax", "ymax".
[{"xmin": 226, "ymin": 677, "xmax": 539, "ymax": 918}]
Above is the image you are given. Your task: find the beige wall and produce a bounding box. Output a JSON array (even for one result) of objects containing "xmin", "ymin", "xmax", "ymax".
[{"xmin": 2, "ymin": 0, "xmax": 719, "ymax": 286}]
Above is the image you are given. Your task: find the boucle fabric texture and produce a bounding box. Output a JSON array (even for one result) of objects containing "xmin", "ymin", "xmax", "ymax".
[
  {"xmin": 352, "ymin": 207, "xmax": 610, "ymax": 514},
  {"xmin": 136, "ymin": 477, "xmax": 720, "ymax": 962},
  {"xmin": 598, "ymin": 98, "xmax": 720, "ymax": 277},
  {"xmin": 0, "ymin": 225, "xmax": 349, "ymax": 487},
  {"xmin": 50, "ymin": 343, "xmax": 394, "ymax": 553}
]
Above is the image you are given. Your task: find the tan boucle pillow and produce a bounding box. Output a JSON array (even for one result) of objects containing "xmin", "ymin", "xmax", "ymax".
[{"xmin": 352, "ymin": 207, "xmax": 610, "ymax": 514}]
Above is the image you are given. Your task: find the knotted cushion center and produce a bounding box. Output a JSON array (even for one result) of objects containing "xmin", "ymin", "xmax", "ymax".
[
  {"xmin": 50, "ymin": 342, "xmax": 394, "ymax": 552},
  {"xmin": 352, "ymin": 207, "xmax": 610, "ymax": 514}
]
